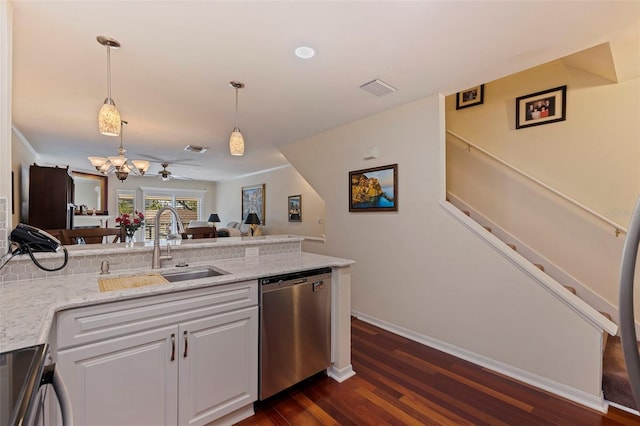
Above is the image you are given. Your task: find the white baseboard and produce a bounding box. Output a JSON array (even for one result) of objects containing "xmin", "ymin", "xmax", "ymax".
[
  {"xmin": 352, "ymin": 310, "xmax": 608, "ymax": 413},
  {"xmin": 327, "ymin": 364, "xmax": 356, "ymax": 383},
  {"xmin": 607, "ymin": 401, "xmax": 640, "ymax": 416}
]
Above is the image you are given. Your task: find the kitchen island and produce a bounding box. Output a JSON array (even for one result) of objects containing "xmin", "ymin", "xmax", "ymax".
[{"xmin": 0, "ymin": 235, "xmax": 355, "ymax": 425}]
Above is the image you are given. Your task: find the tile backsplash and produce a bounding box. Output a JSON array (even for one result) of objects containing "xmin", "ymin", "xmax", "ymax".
[{"xmin": 0, "ymin": 239, "xmax": 302, "ymax": 283}]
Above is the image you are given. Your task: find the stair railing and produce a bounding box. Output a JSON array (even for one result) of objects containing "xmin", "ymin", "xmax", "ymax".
[
  {"xmin": 447, "ymin": 130, "xmax": 627, "ymax": 237},
  {"xmin": 619, "ymin": 195, "xmax": 640, "ymax": 409}
]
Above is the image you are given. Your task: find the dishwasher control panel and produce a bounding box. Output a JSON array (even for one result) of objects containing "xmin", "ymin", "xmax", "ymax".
[{"xmin": 258, "ymin": 267, "xmax": 332, "ymax": 288}]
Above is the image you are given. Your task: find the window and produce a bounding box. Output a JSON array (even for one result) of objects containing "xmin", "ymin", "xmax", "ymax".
[
  {"xmin": 140, "ymin": 187, "xmax": 205, "ymax": 241},
  {"xmin": 117, "ymin": 190, "xmax": 136, "ymax": 215}
]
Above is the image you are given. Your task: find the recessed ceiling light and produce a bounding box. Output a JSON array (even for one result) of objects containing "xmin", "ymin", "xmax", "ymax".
[{"xmin": 295, "ymin": 46, "xmax": 315, "ymax": 59}]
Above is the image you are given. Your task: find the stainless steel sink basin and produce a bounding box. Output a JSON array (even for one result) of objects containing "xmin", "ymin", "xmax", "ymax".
[{"xmin": 161, "ymin": 267, "xmax": 228, "ymax": 282}]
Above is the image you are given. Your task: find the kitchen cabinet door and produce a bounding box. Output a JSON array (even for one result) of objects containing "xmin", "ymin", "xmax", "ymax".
[
  {"xmin": 56, "ymin": 325, "xmax": 179, "ymax": 426},
  {"xmin": 178, "ymin": 306, "xmax": 258, "ymax": 426}
]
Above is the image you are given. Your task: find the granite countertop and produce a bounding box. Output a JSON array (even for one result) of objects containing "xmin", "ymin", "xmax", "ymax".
[
  {"xmin": 0, "ymin": 252, "xmax": 354, "ymax": 352},
  {"xmin": 12, "ymin": 234, "xmax": 305, "ymax": 260}
]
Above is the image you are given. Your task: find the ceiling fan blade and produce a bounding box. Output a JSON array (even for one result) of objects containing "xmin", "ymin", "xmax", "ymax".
[{"xmin": 131, "ymin": 154, "xmax": 199, "ymax": 166}]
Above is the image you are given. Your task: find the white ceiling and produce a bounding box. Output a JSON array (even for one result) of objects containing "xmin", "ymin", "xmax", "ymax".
[{"xmin": 11, "ymin": 1, "xmax": 640, "ymax": 182}]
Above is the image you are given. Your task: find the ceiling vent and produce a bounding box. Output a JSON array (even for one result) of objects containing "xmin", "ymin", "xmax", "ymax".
[
  {"xmin": 184, "ymin": 145, "xmax": 208, "ymax": 154},
  {"xmin": 360, "ymin": 79, "xmax": 397, "ymax": 97}
]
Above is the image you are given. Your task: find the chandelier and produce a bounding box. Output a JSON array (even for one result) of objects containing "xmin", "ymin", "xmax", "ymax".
[{"xmin": 88, "ymin": 121, "xmax": 150, "ymax": 182}]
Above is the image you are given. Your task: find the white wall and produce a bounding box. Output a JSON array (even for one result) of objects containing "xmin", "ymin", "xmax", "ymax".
[
  {"xmin": 214, "ymin": 165, "xmax": 325, "ymax": 240},
  {"xmin": 446, "ymin": 61, "xmax": 640, "ymax": 321},
  {"xmin": 281, "ymin": 95, "xmax": 605, "ymax": 401}
]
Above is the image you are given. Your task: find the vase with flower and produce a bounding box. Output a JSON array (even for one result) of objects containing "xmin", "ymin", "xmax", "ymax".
[{"xmin": 116, "ymin": 211, "xmax": 145, "ymax": 246}]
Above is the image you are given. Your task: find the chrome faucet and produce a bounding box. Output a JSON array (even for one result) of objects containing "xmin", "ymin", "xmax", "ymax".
[{"xmin": 152, "ymin": 206, "xmax": 185, "ymax": 269}]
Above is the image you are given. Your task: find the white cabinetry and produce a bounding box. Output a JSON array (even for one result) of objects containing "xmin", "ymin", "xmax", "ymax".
[
  {"xmin": 54, "ymin": 281, "xmax": 258, "ymax": 426},
  {"xmin": 178, "ymin": 308, "xmax": 257, "ymax": 426}
]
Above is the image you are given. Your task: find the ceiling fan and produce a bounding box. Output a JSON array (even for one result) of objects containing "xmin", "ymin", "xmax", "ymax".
[{"xmin": 156, "ymin": 162, "xmax": 191, "ymax": 181}]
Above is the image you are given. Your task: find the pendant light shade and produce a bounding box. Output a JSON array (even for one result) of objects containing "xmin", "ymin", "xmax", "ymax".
[
  {"xmin": 98, "ymin": 100, "xmax": 121, "ymax": 136},
  {"xmin": 229, "ymin": 81, "xmax": 245, "ymax": 156},
  {"xmin": 229, "ymin": 127, "xmax": 244, "ymax": 156},
  {"xmin": 97, "ymin": 36, "xmax": 121, "ymax": 136}
]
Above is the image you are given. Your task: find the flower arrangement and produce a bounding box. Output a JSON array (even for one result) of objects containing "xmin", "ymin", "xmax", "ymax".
[{"xmin": 115, "ymin": 211, "xmax": 145, "ymax": 241}]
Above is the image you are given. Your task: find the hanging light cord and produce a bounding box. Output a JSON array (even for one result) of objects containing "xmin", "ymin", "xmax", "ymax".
[
  {"xmin": 235, "ymin": 88, "xmax": 239, "ymax": 128},
  {"xmin": 106, "ymin": 44, "xmax": 112, "ymax": 100}
]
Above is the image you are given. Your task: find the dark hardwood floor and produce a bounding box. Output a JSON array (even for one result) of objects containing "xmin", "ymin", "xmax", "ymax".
[{"xmin": 237, "ymin": 318, "xmax": 639, "ymax": 425}]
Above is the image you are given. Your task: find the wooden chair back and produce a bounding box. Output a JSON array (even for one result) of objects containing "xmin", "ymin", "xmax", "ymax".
[
  {"xmin": 61, "ymin": 228, "xmax": 125, "ymax": 245},
  {"xmin": 181, "ymin": 226, "xmax": 216, "ymax": 239},
  {"xmin": 44, "ymin": 229, "xmax": 66, "ymax": 244}
]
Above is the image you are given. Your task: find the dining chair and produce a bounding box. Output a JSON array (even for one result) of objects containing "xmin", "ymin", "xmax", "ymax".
[
  {"xmin": 181, "ymin": 226, "xmax": 216, "ymax": 239},
  {"xmin": 61, "ymin": 228, "xmax": 125, "ymax": 245}
]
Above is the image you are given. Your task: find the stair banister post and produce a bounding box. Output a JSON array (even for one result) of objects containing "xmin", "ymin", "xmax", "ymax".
[{"xmin": 619, "ymin": 195, "xmax": 640, "ymax": 409}]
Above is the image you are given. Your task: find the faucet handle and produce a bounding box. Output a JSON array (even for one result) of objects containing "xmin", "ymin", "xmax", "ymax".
[
  {"xmin": 100, "ymin": 260, "xmax": 110, "ymax": 275},
  {"xmin": 160, "ymin": 242, "xmax": 173, "ymax": 262}
]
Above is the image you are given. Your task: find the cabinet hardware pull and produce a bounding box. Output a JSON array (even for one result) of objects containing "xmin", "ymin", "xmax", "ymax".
[
  {"xmin": 183, "ymin": 331, "xmax": 188, "ymax": 358},
  {"xmin": 170, "ymin": 333, "xmax": 175, "ymax": 362}
]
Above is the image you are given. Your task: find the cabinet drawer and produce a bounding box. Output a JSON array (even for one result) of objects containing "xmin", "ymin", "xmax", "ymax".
[{"xmin": 56, "ymin": 280, "xmax": 257, "ymax": 350}]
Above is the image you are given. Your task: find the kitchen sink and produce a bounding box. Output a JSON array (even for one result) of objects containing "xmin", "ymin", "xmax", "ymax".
[{"xmin": 161, "ymin": 266, "xmax": 228, "ymax": 282}]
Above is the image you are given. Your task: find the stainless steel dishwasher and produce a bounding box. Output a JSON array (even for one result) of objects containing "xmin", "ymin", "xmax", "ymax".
[{"xmin": 259, "ymin": 267, "xmax": 332, "ymax": 400}]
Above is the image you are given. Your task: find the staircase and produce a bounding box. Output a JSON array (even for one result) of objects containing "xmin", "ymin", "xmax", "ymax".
[{"xmin": 458, "ymin": 202, "xmax": 638, "ymax": 413}]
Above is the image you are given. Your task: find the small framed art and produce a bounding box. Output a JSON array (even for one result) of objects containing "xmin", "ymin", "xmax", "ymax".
[
  {"xmin": 288, "ymin": 195, "xmax": 302, "ymax": 222},
  {"xmin": 456, "ymin": 84, "xmax": 484, "ymax": 110}
]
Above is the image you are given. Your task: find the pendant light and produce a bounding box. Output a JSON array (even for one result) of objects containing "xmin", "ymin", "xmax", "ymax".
[
  {"xmin": 97, "ymin": 36, "xmax": 122, "ymax": 136},
  {"xmin": 229, "ymin": 81, "xmax": 245, "ymax": 156}
]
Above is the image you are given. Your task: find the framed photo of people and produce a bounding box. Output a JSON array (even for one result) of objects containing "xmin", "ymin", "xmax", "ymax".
[
  {"xmin": 455, "ymin": 84, "xmax": 484, "ymax": 110},
  {"xmin": 516, "ymin": 85, "xmax": 567, "ymax": 129}
]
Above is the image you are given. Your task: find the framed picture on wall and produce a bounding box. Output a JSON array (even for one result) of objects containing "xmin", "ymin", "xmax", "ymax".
[
  {"xmin": 288, "ymin": 195, "xmax": 302, "ymax": 222},
  {"xmin": 516, "ymin": 85, "xmax": 567, "ymax": 129},
  {"xmin": 242, "ymin": 183, "xmax": 266, "ymax": 224},
  {"xmin": 456, "ymin": 84, "xmax": 484, "ymax": 110},
  {"xmin": 349, "ymin": 164, "xmax": 398, "ymax": 212}
]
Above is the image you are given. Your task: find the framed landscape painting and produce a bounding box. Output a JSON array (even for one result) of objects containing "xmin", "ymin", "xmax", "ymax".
[
  {"xmin": 242, "ymin": 183, "xmax": 265, "ymax": 224},
  {"xmin": 349, "ymin": 164, "xmax": 398, "ymax": 212},
  {"xmin": 288, "ymin": 195, "xmax": 302, "ymax": 222}
]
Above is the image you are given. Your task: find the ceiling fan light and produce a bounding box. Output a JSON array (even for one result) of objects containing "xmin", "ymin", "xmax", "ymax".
[
  {"xmin": 229, "ymin": 128, "xmax": 245, "ymax": 156},
  {"xmin": 98, "ymin": 101, "xmax": 121, "ymax": 136}
]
